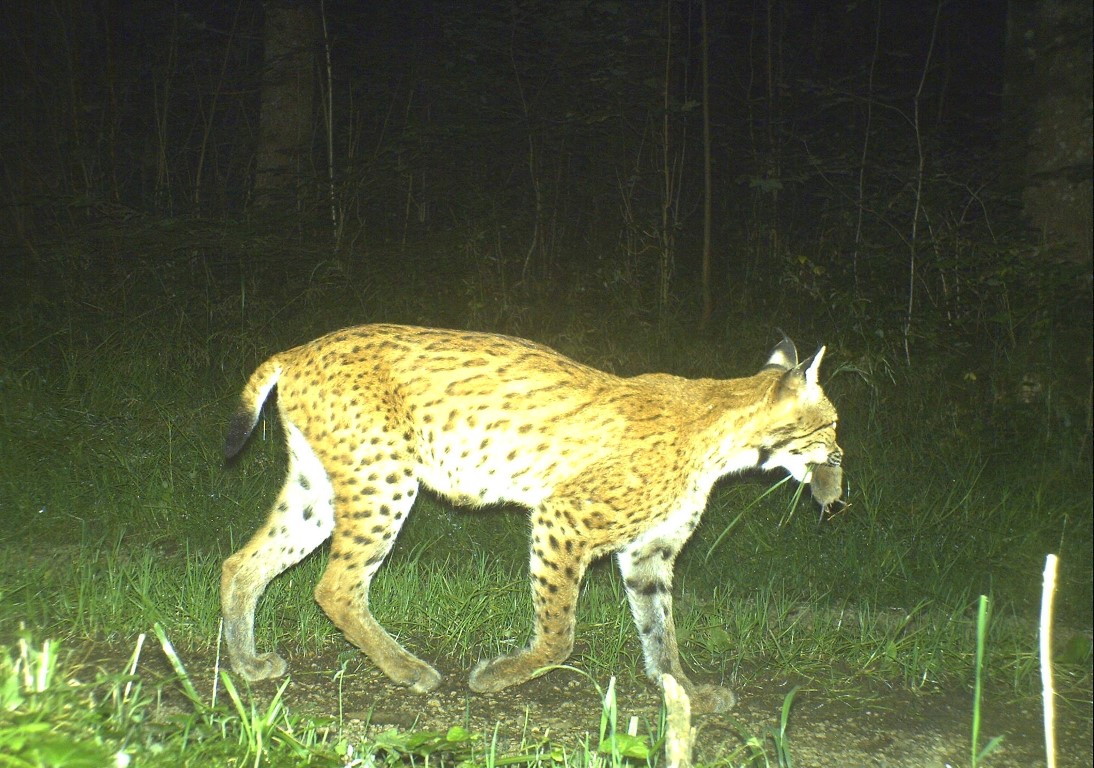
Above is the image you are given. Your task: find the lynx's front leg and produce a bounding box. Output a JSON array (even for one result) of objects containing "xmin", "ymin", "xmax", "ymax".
[
  {"xmin": 617, "ymin": 539, "xmax": 736, "ymax": 714},
  {"xmin": 469, "ymin": 505, "xmax": 590, "ymax": 693}
]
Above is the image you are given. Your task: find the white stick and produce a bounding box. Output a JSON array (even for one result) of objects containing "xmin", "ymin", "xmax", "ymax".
[
  {"xmin": 1040, "ymin": 554, "xmax": 1058, "ymax": 768},
  {"xmin": 662, "ymin": 674, "xmax": 694, "ymax": 768}
]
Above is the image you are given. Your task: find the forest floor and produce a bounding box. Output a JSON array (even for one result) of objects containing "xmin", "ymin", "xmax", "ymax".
[{"xmin": 93, "ymin": 640, "xmax": 1092, "ymax": 767}]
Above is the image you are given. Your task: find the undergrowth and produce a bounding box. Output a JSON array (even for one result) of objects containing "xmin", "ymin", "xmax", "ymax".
[{"xmin": 0, "ymin": 243, "xmax": 1090, "ymax": 765}]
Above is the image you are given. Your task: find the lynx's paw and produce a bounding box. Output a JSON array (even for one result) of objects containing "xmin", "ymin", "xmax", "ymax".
[
  {"xmin": 688, "ymin": 683, "xmax": 737, "ymax": 714},
  {"xmin": 231, "ymin": 651, "xmax": 288, "ymax": 682}
]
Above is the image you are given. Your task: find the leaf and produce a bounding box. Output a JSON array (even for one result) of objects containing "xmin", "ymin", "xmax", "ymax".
[
  {"xmin": 445, "ymin": 725, "xmax": 474, "ymax": 743},
  {"xmin": 23, "ymin": 733, "xmax": 114, "ymax": 767},
  {"xmin": 976, "ymin": 734, "xmax": 1005, "ymax": 761},
  {"xmin": 599, "ymin": 732, "xmax": 651, "ymax": 759},
  {"xmin": 703, "ymin": 626, "xmax": 733, "ymax": 652}
]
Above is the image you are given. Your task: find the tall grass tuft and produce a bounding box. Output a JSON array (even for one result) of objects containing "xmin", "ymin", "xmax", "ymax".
[{"xmin": 970, "ymin": 596, "xmax": 1004, "ymax": 767}]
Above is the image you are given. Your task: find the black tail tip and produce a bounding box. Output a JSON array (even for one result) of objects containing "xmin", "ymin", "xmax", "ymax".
[{"xmin": 224, "ymin": 412, "xmax": 256, "ymax": 463}]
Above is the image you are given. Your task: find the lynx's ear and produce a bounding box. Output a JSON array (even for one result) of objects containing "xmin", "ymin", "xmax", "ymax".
[
  {"xmin": 775, "ymin": 344, "xmax": 825, "ymax": 400},
  {"xmin": 765, "ymin": 335, "xmax": 799, "ymax": 371},
  {"xmin": 802, "ymin": 346, "xmax": 826, "ymax": 388}
]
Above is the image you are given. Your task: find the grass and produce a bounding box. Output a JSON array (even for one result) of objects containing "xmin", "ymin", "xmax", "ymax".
[
  {"xmin": 0, "ymin": 628, "xmax": 681, "ymax": 767},
  {"xmin": 0, "ymin": 537, "xmax": 1064, "ymax": 700},
  {"xmin": 0, "ymin": 243, "xmax": 1090, "ymax": 764}
]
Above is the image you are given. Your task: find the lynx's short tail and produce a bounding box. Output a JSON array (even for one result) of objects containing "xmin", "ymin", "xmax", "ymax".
[{"xmin": 224, "ymin": 357, "xmax": 283, "ymax": 460}]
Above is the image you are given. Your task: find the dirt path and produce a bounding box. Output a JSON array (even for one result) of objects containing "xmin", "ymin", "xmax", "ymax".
[{"xmin": 208, "ymin": 649, "xmax": 1091, "ymax": 767}]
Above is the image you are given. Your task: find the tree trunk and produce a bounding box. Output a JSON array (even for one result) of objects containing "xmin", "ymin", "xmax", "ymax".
[
  {"xmin": 253, "ymin": 2, "xmax": 319, "ymax": 212},
  {"xmin": 1003, "ymin": 0, "xmax": 1093, "ymax": 263},
  {"xmin": 699, "ymin": 0, "xmax": 713, "ymax": 330}
]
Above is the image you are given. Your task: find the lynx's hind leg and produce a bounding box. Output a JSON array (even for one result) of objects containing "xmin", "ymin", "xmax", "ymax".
[
  {"xmin": 312, "ymin": 451, "xmax": 442, "ymax": 693},
  {"xmin": 221, "ymin": 422, "xmax": 335, "ymax": 681}
]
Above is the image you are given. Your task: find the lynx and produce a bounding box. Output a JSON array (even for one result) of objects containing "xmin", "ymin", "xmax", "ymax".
[{"xmin": 220, "ymin": 324, "xmax": 843, "ymax": 713}]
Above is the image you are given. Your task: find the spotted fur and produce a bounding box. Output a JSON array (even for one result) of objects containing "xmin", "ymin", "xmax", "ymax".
[{"xmin": 220, "ymin": 324, "xmax": 843, "ymax": 713}]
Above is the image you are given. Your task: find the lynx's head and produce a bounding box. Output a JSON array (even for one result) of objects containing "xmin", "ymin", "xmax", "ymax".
[{"xmin": 758, "ymin": 338, "xmax": 843, "ymax": 508}]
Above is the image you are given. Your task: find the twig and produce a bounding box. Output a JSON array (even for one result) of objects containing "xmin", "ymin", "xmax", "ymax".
[
  {"xmin": 194, "ymin": 0, "xmax": 243, "ymax": 208},
  {"xmin": 319, "ymin": 0, "xmax": 338, "ymax": 244},
  {"xmin": 904, "ymin": 0, "xmax": 942, "ymax": 366},
  {"xmin": 853, "ymin": 0, "xmax": 882, "ymax": 294}
]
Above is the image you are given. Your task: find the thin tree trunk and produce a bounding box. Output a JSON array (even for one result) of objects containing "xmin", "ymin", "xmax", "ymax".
[
  {"xmin": 659, "ymin": 0, "xmax": 675, "ymax": 314},
  {"xmin": 699, "ymin": 0, "xmax": 713, "ymax": 329},
  {"xmin": 253, "ymin": 2, "xmax": 319, "ymax": 212}
]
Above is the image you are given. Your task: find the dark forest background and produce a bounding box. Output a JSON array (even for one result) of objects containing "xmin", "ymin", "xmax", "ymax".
[
  {"xmin": 0, "ymin": 7, "xmax": 1092, "ymax": 752},
  {"xmin": 0, "ymin": 0, "xmax": 1090, "ymax": 455}
]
